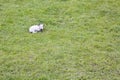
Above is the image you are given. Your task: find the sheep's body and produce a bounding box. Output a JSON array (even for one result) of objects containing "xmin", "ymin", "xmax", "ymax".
[{"xmin": 29, "ymin": 24, "xmax": 44, "ymax": 33}]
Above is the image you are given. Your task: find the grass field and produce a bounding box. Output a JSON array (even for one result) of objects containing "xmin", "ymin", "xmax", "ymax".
[{"xmin": 0, "ymin": 0, "xmax": 120, "ymax": 80}]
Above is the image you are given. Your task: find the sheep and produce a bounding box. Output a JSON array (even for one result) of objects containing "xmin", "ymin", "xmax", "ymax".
[{"xmin": 29, "ymin": 24, "xmax": 44, "ymax": 33}]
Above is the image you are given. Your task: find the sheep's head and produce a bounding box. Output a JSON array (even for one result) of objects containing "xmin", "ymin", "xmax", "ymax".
[{"xmin": 38, "ymin": 24, "xmax": 44, "ymax": 32}]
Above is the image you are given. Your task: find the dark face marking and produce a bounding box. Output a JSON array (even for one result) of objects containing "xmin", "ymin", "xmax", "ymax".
[{"xmin": 40, "ymin": 29, "xmax": 43, "ymax": 32}]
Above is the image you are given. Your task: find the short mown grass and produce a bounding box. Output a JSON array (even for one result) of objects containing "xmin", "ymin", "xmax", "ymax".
[{"xmin": 0, "ymin": 0, "xmax": 120, "ymax": 80}]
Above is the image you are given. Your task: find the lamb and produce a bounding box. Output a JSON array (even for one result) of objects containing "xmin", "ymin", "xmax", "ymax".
[{"xmin": 29, "ymin": 24, "xmax": 44, "ymax": 33}]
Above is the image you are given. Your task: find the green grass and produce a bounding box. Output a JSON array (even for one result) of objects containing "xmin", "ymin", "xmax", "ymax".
[{"xmin": 0, "ymin": 0, "xmax": 120, "ymax": 80}]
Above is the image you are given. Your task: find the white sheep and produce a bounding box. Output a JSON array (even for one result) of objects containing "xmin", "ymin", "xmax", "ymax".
[{"xmin": 29, "ymin": 24, "xmax": 44, "ymax": 33}]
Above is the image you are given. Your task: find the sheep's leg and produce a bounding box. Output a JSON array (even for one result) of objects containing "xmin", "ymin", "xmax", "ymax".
[{"xmin": 32, "ymin": 30, "xmax": 37, "ymax": 33}]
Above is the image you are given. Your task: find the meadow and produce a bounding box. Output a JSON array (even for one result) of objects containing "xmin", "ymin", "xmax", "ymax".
[{"xmin": 0, "ymin": 0, "xmax": 120, "ymax": 80}]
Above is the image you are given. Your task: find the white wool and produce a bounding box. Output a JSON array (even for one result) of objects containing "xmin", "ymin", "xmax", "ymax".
[{"xmin": 29, "ymin": 24, "xmax": 44, "ymax": 33}]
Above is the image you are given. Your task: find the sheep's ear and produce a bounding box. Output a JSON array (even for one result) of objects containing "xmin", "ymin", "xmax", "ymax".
[
  {"xmin": 38, "ymin": 24, "xmax": 43, "ymax": 26},
  {"xmin": 41, "ymin": 24, "xmax": 44, "ymax": 26}
]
